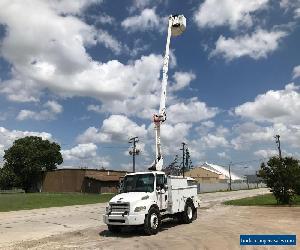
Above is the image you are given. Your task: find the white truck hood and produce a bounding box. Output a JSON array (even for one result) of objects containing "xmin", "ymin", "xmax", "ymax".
[{"xmin": 110, "ymin": 192, "xmax": 150, "ymax": 203}]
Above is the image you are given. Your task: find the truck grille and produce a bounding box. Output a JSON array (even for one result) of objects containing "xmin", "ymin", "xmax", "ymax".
[{"xmin": 109, "ymin": 202, "xmax": 130, "ymax": 213}]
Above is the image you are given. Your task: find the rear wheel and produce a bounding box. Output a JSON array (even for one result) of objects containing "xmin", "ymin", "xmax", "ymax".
[
  {"xmin": 108, "ymin": 225, "xmax": 121, "ymax": 233},
  {"xmin": 180, "ymin": 200, "xmax": 195, "ymax": 224},
  {"xmin": 144, "ymin": 207, "xmax": 161, "ymax": 235}
]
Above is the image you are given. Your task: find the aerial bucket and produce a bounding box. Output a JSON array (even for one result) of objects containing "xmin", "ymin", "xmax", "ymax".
[{"xmin": 171, "ymin": 15, "xmax": 186, "ymax": 37}]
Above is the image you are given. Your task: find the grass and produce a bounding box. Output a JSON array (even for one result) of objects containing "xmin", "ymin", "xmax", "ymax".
[
  {"xmin": 224, "ymin": 193, "xmax": 300, "ymax": 206},
  {"xmin": 0, "ymin": 192, "xmax": 115, "ymax": 212}
]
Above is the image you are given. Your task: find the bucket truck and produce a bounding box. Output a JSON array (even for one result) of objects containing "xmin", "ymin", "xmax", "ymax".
[{"xmin": 103, "ymin": 15, "xmax": 199, "ymax": 235}]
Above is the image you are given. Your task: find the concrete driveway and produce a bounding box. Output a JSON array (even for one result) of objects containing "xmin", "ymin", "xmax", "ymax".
[{"xmin": 0, "ymin": 189, "xmax": 284, "ymax": 249}]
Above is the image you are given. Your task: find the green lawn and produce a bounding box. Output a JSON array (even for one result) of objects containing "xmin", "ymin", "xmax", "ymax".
[
  {"xmin": 0, "ymin": 192, "xmax": 115, "ymax": 212},
  {"xmin": 224, "ymin": 194, "xmax": 300, "ymax": 206}
]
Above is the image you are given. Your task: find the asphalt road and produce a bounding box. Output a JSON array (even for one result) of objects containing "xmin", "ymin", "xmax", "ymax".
[{"xmin": 0, "ymin": 188, "xmax": 272, "ymax": 249}]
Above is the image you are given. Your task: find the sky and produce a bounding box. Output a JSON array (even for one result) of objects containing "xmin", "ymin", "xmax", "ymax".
[{"xmin": 0, "ymin": 0, "xmax": 300, "ymax": 176}]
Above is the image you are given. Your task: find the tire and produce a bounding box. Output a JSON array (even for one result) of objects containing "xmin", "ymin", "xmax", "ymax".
[
  {"xmin": 144, "ymin": 206, "xmax": 161, "ymax": 235},
  {"xmin": 192, "ymin": 207, "xmax": 198, "ymax": 221},
  {"xmin": 108, "ymin": 225, "xmax": 121, "ymax": 233},
  {"xmin": 181, "ymin": 200, "xmax": 195, "ymax": 224}
]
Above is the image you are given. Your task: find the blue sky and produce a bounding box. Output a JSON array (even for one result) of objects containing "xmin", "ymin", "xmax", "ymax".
[{"xmin": 0, "ymin": 0, "xmax": 300, "ymax": 175}]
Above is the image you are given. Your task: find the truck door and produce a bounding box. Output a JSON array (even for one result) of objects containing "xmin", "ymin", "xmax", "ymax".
[{"xmin": 156, "ymin": 174, "xmax": 168, "ymax": 211}]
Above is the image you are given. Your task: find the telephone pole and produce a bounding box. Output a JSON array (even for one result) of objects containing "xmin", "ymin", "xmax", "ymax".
[
  {"xmin": 181, "ymin": 142, "xmax": 186, "ymax": 177},
  {"xmin": 228, "ymin": 162, "xmax": 232, "ymax": 191},
  {"xmin": 129, "ymin": 136, "xmax": 140, "ymax": 173},
  {"xmin": 274, "ymin": 135, "xmax": 282, "ymax": 160}
]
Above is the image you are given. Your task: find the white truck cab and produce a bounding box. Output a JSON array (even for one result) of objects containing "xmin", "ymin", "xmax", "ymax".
[{"xmin": 103, "ymin": 171, "xmax": 199, "ymax": 235}]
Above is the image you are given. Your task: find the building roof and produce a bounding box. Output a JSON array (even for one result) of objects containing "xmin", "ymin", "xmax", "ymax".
[
  {"xmin": 200, "ymin": 165, "xmax": 223, "ymax": 175},
  {"xmin": 56, "ymin": 167, "xmax": 128, "ymax": 173},
  {"xmin": 203, "ymin": 162, "xmax": 243, "ymax": 180},
  {"xmin": 85, "ymin": 172, "xmax": 122, "ymax": 182}
]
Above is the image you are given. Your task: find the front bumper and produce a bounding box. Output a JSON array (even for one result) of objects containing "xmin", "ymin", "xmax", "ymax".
[{"xmin": 103, "ymin": 213, "xmax": 145, "ymax": 225}]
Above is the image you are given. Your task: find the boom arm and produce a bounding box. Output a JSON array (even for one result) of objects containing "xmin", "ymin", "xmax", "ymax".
[{"xmin": 150, "ymin": 15, "xmax": 186, "ymax": 171}]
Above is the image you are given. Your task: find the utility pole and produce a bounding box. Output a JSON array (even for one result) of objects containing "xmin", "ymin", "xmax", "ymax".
[
  {"xmin": 244, "ymin": 166, "xmax": 249, "ymax": 189},
  {"xmin": 181, "ymin": 142, "xmax": 186, "ymax": 177},
  {"xmin": 129, "ymin": 136, "xmax": 140, "ymax": 173},
  {"xmin": 228, "ymin": 162, "xmax": 232, "ymax": 191},
  {"xmin": 274, "ymin": 135, "xmax": 282, "ymax": 160}
]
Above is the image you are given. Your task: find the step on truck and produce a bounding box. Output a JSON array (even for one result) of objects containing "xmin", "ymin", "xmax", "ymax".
[{"xmin": 103, "ymin": 171, "xmax": 199, "ymax": 235}]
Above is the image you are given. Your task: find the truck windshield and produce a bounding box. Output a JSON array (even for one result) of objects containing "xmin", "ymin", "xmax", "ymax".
[{"xmin": 122, "ymin": 174, "xmax": 154, "ymax": 193}]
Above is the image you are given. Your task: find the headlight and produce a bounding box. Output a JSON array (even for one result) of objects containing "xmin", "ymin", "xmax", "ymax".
[{"xmin": 134, "ymin": 206, "xmax": 146, "ymax": 212}]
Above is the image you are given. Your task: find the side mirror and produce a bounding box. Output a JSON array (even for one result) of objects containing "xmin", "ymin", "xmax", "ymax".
[{"xmin": 164, "ymin": 184, "xmax": 168, "ymax": 190}]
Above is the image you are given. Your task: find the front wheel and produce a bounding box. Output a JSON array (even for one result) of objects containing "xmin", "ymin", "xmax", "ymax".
[{"xmin": 144, "ymin": 207, "xmax": 161, "ymax": 235}]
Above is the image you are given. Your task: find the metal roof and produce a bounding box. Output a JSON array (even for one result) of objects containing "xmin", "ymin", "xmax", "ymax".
[
  {"xmin": 203, "ymin": 162, "xmax": 243, "ymax": 180},
  {"xmin": 85, "ymin": 172, "xmax": 123, "ymax": 182}
]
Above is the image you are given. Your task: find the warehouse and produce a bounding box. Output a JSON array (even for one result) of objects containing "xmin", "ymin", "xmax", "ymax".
[
  {"xmin": 185, "ymin": 162, "xmax": 243, "ymax": 183},
  {"xmin": 42, "ymin": 168, "xmax": 128, "ymax": 193}
]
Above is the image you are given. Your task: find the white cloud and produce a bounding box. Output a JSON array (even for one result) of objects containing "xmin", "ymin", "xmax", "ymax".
[
  {"xmin": 211, "ymin": 29, "xmax": 287, "ymax": 61},
  {"xmin": 280, "ymin": 0, "xmax": 300, "ymax": 18},
  {"xmin": 61, "ymin": 144, "xmax": 110, "ymax": 169},
  {"xmin": 155, "ymin": 122, "xmax": 192, "ymax": 156},
  {"xmin": 16, "ymin": 101, "xmax": 63, "ymax": 121},
  {"xmin": 231, "ymin": 122, "xmax": 300, "ymax": 150},
  {"xmin": 254, "ymin": 149, "xmax": 277, "ymax": 158},
  {"xmin": 87, "ymin": 104, "xmax": 102, "ymax": 113},
  {"xmin": 194, "ymin": 0, "xmax": 269, "ymax": 30},
  {"xmin": 61, "ymin": 143, "xmax": 97, "ymax": 160},
  {"xmin": 0, "ymin": 1, "xmax": 163, "ymax": 107},
  {"xmin": 129, "ymin": 0, "xmax": 165, "ymax": 12},
  {"xmin": 47, "ymin": 0, "xmax": 101, "ymax": 15},
  {"xmin": 235, "ymin": 83, "xmax": 300, "ymax": 124},
  {"xmin": 169, "ymin": 72, "xmax": 196, "ymax": 92},
  {"xmin": 93, "ymin": 13, "xmax": 115, "ymax": 25},
  {"xmin": 167, "ymin": 97, "xmax": 218, "ymax": 124},
  {"xmin": 0, "ymin": 127, "xmax": 52, "ymax": 159},
  {"xmin": 0, "ymin": 78, "xmax": 41, "ymax": 103},
  {"xmin": 292, "ymin": 65, "xmax": 300, "ymax": 79},
  {"xmin": 97, "ymin": 29, "xmax": 123, "ymax": 55},
  {"xmin": 218, "ymin": 151, "xmax": 230, "ymax": 159},
  {"xmin": 201, "ymin": 134, "xmax": 229, "ymax": 148},
  {"xmin": 131, "ymin": 0, "xmax": 152, "ymax": 10},
  {"xmin": 0, "ymin": 144, "xmax": 5, "ymax": 159},
  {"xmin": 295, "ymin": 8, "xmax": 300, "ymax": 18},
  {"xmin": 121, "ymin": 8, "xmax": 165, "ymax": 32},
  {"xmin": 201, "ymin": 121, "xmax": 215, "ymax": 128},
  {"xmin": 198, "ymin": 127, "xmax": 229, "ymax": 149},
  {"xmin": 77, "ymin": 115, "xmax": 147, "ymax": 144}
]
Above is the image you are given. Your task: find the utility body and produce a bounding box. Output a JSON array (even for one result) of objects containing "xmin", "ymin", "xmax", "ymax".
[{"xmin": 103, "ymin": 171, "xmax": 199, "ymax": 234}]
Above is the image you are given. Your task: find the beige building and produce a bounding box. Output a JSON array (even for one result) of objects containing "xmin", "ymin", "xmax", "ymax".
[
  {"xmin": 185, "ymin": 163, "xmax": 243, "ymax": 183},
  {"xmin": 185, "ymin": 167, "xmax": 221, "ymax": 183},
  {"xmin": 42, "ymin": 168, "xmax": 128, "ymax": 193}
]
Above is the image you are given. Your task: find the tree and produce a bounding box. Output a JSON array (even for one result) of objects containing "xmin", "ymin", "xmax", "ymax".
[
  {"xmin": 0, "ymin": 165, "xmax": 18, "ymax": 190},
  {"xmin": 2, "ymin": 136, "xmax": 63, "ymax": 192},
  {"xmin": 258, "ymin": 156, "xmax": 300, "ymax": 205},
  {"xmin": 164, "ymin": 155, "xmax": 181, "ymax": 176},
  {"xmin": 185, "ymin": 148, "xmax": 193, "ymax": 171}
]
